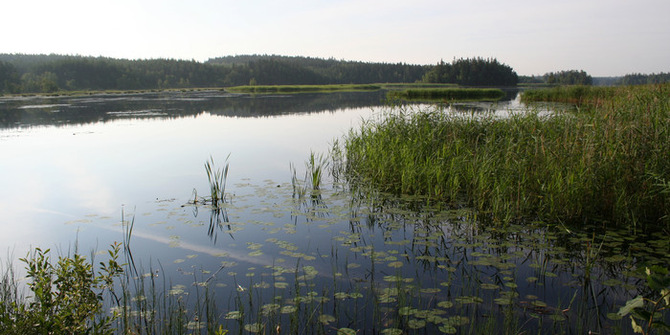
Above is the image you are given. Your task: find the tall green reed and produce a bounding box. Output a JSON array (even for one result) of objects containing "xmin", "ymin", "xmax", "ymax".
[
  {"xmin": 205, "ymin": 155, "xmax": 230, "ymax": 207},
  {"xmin": 335, "ymin": 84, "xmax": 670, "ymax": 227}
]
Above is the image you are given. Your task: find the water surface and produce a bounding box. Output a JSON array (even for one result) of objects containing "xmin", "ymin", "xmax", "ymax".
[{"xmin": 1, "ymin": 90, "xmax": 665, "ymax": 334}]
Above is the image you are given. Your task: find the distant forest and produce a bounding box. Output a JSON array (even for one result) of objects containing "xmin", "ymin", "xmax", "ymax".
[
  {"xmin": 0, "ymin": 54, "xmax": 428, "ymax": 94},
  {"xmin": 0, "ymin": 54, "xmax": 667, "ymax": 94}
]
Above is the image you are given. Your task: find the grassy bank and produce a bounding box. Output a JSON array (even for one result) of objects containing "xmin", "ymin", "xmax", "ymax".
[
  {"xmin": 520, "ymin": 85, "xmax": 619, "ymax": 105},
  {"xmin": 388, "ymin": 87, "xmax": 505, "ymax": 101},
  {"xmin": 337, "ymin": 84, "xmax": 670, "ymax": 227},
  {"xmin": 226, "ymin": 84, "xmax": 381, "ymax": 94}
]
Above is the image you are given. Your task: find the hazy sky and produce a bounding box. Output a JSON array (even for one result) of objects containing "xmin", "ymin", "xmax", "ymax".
[{"xmin": 3, "ymin": 0, "xmax": 669, "ymax": 76}]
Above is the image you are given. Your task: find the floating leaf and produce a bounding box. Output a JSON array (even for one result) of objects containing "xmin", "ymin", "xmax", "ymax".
[
  {"xmin": 280, "ymin": 305, "xmax": 297, "ymax": 314},
  {"xmin": 387, "ymin": 261, "xmax": 404, "ymax": 268},
  {"xmin": 438, "ymin": 325, "xmax": 457, "ymax": 334},
  {"xmin": 319, "ymin": 314, "xmax": 336, "ymax": 325},
  {"xmin": 421, "ymin": 288, "xmax": 441, "ymax": 294},
  {"xmin": 248, "ymin": 250, "xmax": 263, "ymax": 257},
  {"xmin": 455, "ymin": 296, "xmax": 484, "ymax": 304},
  {"xmin": 334, "ymin": 292, "xmax": 349, "ymax": 299},
  {"xmin": 383, "ymin": 275, "xmax": 402, "ymax": 282},
  {"xmin": 225, "ymin": 311, "xmax": 242, "ymax": 320},
  {"xmin": 381, "ymin": 329, "xmax": 403, "ymax": 335},
  {"xmin": 437, "ymin": 301, "xmax": 454, "ymax": 309},
  {"xmin": 407, "ymin": 319, "xmax": 426, "ymax": 329},
  {"xmin": 480, "ymin": 283, "xmax": 499, "ymax": 290},
  {"xmin": 244, "ymin": 323, "xmax": 263, "ymax": 333},
  {"xmin": 337, "ymin": 328, "xmax": 357, "ymax": 335}
]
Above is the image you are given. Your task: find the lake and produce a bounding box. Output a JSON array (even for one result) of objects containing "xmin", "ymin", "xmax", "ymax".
[{"xmin": 0, "ymin": 90, "xmax": 666, "ymax": 334}]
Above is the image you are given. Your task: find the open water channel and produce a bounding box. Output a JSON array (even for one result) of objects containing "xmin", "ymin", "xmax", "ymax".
[{"xmin": 0, "ymin": 90, "xmax": 667, "ymax": 334}]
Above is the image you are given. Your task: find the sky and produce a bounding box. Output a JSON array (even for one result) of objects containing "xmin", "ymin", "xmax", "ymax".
[{"xmin": 2, "ymin": 0, "xmax": 669, "ymax": 76}]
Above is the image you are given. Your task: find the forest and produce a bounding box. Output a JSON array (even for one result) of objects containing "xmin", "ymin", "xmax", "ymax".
[
  {"xmin": 421, "ymin": 57, "xmax": 518, "ymax": 86},
  {"xmin": 0, "ymin": 54, "xmax": 428, "ymax": 94},
  {"xmin": 1, "ymin": 54, "xmax": 668, "ymax": 94}
]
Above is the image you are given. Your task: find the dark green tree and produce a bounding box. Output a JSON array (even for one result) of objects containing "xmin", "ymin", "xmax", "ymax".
[
  {"xmin": 422, "ymin": 57, "xmax": 518, "ymax": 86},
  {"xmin": 0, "ymin": 61, "xmax": 21, "ymax": 94},
  {"xmin": 544, "ymin": 70, "xmax": 592, "ymax": 85}
]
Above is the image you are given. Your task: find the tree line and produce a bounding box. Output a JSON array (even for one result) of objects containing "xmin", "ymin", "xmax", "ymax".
[
  {"xmin": 519, "ymin": 70, "xmax": 670, "ymax": 86},
  {"xmin": 2, "ymin": 53, "xmax": 666, "ymax": 94},
  {"xmin": 0, "ymin": 54, "xmax": 431, "ymax": 94},
  {"xmin": 617, "ymin": 72, "xmax": 670, "ymax": 85},
  {"xmin": 519, "ymin": 70, "xmax": 593, "ymax": 85},
  {"xmin": 421, "ymin": 57, "xmax": 518, "ymax": 86}
]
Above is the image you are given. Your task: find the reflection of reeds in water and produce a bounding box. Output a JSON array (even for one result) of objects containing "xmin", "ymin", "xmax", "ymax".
[{"xmin": 205, "ymin": 155, "xmax": 230, "ymax": 207}]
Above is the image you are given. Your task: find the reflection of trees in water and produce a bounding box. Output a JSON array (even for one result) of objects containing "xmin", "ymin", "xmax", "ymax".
[{"xmin": 0, "ymin": 90, "xmax": 389, "ymax": 129}]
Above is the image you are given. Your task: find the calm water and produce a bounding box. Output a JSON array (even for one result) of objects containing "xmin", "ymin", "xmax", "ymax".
[{"xmin": 0, "ymin": 90, "xmax": 666, "ymax": 334}]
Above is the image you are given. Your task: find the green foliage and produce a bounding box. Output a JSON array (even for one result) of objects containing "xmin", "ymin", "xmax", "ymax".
[
  {"xmin": 228, "ymin": 84, "xmax": 380, "ymax": 94},
  {"xmin": 209, "ymin": 54, "xmax": 428, "ymax": 85},
  {"xmin": 389, "ymin": 87, "xmax": 505, "ymax": 101},
  {"xmin": 0, "ymin": 244, "xmax": 124, "ymax": 334},
  {"xmin": 618, "ymin": 266, "xmax": 670, "ymax": 334},
  {"xmin": 0, "ymin": 53, "xmax": 428, "ymax": 94},
  {"xmin": 205, "ymin": 155, "xmax": 230, "ymax": 207},
  {"xmin": 337, "ymin": 84, "xmax": 670, "ymax": 227},
  {"xmin": 544, "ymin": 70, "xmax": 593, "ymax": 85},
  {"xmin": 619, "ymin": 72, "xmax": 670, "ymax": 85},
  {"xmin": 422, "ymin": 57, "xmax": 518, "ymax": 86},
  {"xmin": 0, "ymin": 61, "xmax": 21, "ymax": 94},
  {"xmin": 521, "ymin": 85, "xmax": 619, "ymax": 105}
]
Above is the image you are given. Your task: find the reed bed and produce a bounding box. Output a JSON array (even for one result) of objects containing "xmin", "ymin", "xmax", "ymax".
[
  {"xmin": 388, "ymin": 87, "xmax": 505, "ymax": 101},
  {"xmin": 337, "ymin": 84, "xmax": 670, "ymax": 227},
  {"xmin": 227, "ymin": 84, "xmax": 380, "ymax": 94}
]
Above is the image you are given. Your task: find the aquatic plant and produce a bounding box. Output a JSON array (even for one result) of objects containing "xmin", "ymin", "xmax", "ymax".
[
  {"xmin": 227, "ymin": 84, "xmax": 381, "ymax": 94},
  {"xmin": 290, "ymin": 151, "xmax": 328, "ymax": 198},
  {"xmin": 336, "ymin": 84, "xmax": 670, "ymax": 227},
  {"xmin": 388, "ymin": 87, "xmax": 505, "ymax": 101},
  {"xmin": 204, "ymin": 155, "xmax": 230, "ymax": 207}
]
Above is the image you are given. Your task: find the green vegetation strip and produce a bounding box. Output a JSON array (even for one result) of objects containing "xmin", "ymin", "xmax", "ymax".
[
  {"xmin": 337, "ymin": 84, "xmax": 670, "ymax": 226},
  {"xmin": 388, "ymin": 87, "xmax": 505, "ymax": 101},
  {"xmin": 226, "ymin": 84, "xmax": 381, "ymax": 94},
  {"xmin": 520, "ymin": 85, "xmax": 620, "ymax": 105}
]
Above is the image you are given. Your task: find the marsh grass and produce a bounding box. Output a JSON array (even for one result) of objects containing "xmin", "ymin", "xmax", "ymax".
[
  {"xmin": 227, "ymin": 84, "xmax": 381, "ymax": 94},
  {"xmin": 204, "ymin": 155, "xmax": 230, "ymax": 207},
  {"xmin": 337, "ymin": 84, "xmax": 670, "ymax": 227},
  {"xmin": 388, "ymin": 87, "xmax": 505, "ymax": 101}
]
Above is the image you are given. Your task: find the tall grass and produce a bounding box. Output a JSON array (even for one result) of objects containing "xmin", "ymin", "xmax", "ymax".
[
  {"xmin": 204, "ymin": 155, "xmax": 230, "ymax": 207},
  {"xmin": 336, "ymin": 84, "xmax": 670, "ymax": 227},
  {"xmin": 388, "ymin": 87, "xmax": 505, "ymax": 101},
  {"xmin": 227, "ymin": 84, "xmax": 381, "ymax": 94}
]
